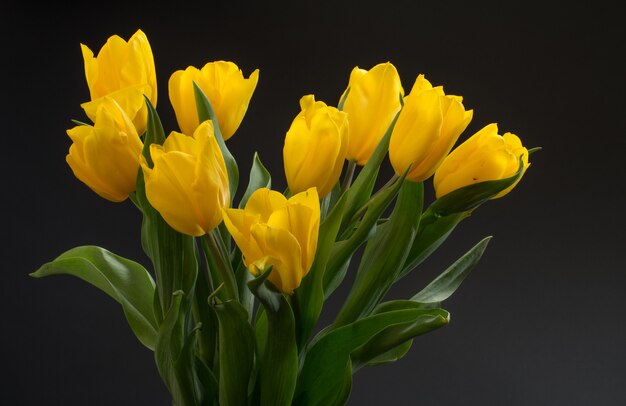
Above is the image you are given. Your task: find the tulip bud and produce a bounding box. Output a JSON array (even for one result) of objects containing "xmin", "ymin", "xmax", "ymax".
[
  {"xmin": 66, "ymin": 98, "xmax": 143, "ymax": 202},
  {"xmin": 389, "ymin": 75, "xmax": 473, "ymax": 182},
  {"xmin": 222, "ymin": 187, "xmax": 320, "ymax": 294},
  {"xmin": 341, "ymin": 62, "xmax": 403, "ymax": 165},
  {"xmin": 80, "ymin": 30, "xmax": 157, "ymax": 134},
  {"xmin": 168, "ymin": 61, "xmax": 259, "ymax": 140},
  {"xmin": 141, "ymin": 121, "xmax": 230, "ymax": 236},
  {"xmin": 283, "ymin": 95, "xmax": 348, "ymax": 198},
  {"xmin": 434, "ymin": 123, "xmax": 530, "ymax": 199}
]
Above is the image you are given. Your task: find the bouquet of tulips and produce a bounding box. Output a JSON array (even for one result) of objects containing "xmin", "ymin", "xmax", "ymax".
[{"xmin": 32, "ymin": 30, "xmax": 535, "ymax": 406}]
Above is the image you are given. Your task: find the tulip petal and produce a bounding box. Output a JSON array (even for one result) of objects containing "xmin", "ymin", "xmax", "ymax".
[
  {"xmin": 245, "ymin": 188, "xmax": 288, "ymax": 222},
  {"xmin": 250, "ymin": 224, "xmax": 303, "ymax": 294}
]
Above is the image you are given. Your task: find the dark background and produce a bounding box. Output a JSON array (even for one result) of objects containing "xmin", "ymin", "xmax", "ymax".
[{"xmin": 4, "ymin": 1, "xmax": 625, "ymax": 405}]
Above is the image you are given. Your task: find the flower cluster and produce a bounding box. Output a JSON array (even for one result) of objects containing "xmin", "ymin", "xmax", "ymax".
[{"xmin": 36, "ymin": 29, "xmax": 535, "ymax": 406}]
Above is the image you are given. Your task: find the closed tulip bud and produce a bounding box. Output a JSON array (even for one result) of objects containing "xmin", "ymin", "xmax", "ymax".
[
  {"xmin": 222, "ymin": 187, "xmax": 320, "ymax": 294},
  {"xmin": 434, "ymin": 123, "xmax": 530, "ymax": 199},
  {"xmin": 168, "ymin": 61, "xmax": 259, "ymax": 140},
  {"xmin": 389, "ymin": 75, "xmax": 473, "ymax": 182},
  {"xmin": 141, "ymin": 121, "xmax": 230, "ymax": 236},
  {"xmin": 283, "ymin": 95, "xmax": 348, "ymax": 198},
  {"xmin": 66, "ymin": 98, "xmax": 143, "ymax": 202},
  {"xmin": 341, "ymin": 62, "xmax": 403, "ymax": 165},
  {"xmin": 80, "ymin": 30, "xmax": 157, "ymax": 135}
]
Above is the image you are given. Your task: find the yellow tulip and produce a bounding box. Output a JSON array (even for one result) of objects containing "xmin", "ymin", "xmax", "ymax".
[
  {"xmin": 80, "ymin": 30, "xmax": 157, "ymax": 135},
  {"xmin": 389, "ymin": 75, "xmax": 473, "ymax": 182},
  {"xmin": 434, "ymin": 123, "xmax": 530, "ymax": 199},
  {"xmin": 168, "ymin": 61, "xmax": 259, "ymax": 140},
  {"xmin": 283, "ymin": 95, "xmax": 349, "ymax": 198},
  {"xmin": 141, "ymin": 121, "xmax": 230, "ymax": 236},
  {"xmin": 66, "ymin": 98, "xmax": 143, "ymax": 202},
  {"xmin": 222, "ymin": 187, "xmax": 320, "ymax": 294},
  {"xmin": 341, "ymin": 62, "xmax": 403, "ymax": 165}
]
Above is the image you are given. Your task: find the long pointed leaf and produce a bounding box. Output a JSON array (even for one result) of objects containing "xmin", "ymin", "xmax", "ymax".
[
  {"xmin": 333, "ymin": 181, "xmax": 423, "ymax": 327},
  {"xmin": 193, "ymin": 82, "xmax": 239, "ymax": 201}
]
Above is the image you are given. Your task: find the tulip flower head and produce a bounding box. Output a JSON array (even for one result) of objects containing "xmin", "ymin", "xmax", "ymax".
[
  {"xmin": 80, "ymin": 30, "xmax": 157, "ymax": 135},
  {"xmin": 66, "ymin": 98, "xmax": 143, "ymax": 202},
  {"xmin": 141, "ymin": 121, "xmax": 230, "ymax": 236},
  {"xmin": 434, "ymin": 123, "xmax": 530, "ymax": 199},
  {"xmin": 341, "ymin": 62, "xmax": 403, "ymax": 165},
  {"xmin": 283, "ymin": 95, "xmax": 349, "ymax": 198},
  {"xmin": 222, "ymin": 188, "xmax": 320, "ymax": 294},
  {"xmin": 169, "ymin": 61, "xmax": 259, "ymax": 140},
  {"xmin": 389, "ymin": 74, "xmax": 473, "ymax": 182}
]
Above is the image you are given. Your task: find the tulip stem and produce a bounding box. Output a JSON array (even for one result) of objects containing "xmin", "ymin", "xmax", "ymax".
[
  {"xmin": 204, "ymin": 231, "xmax": 239, "ymax": 302},
  {"xmin": 341, "ymin": 160, "xmax": 357, "ymax": 193}
]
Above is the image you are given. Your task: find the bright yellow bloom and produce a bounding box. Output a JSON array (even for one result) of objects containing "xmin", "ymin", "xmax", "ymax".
[
  {"xmin": 168, "ymin": 61, "xmax": 259, "ymax": 140},
  {"xmin": 80, "ymin": 30, "xmax": 157, "ymax": 135},
  {"xmin": 66, "ymin": 98, "xmax": 143, "ymax": 202},
  {"xmin": 341, "ymin": 62, "xmax": 403, "ymax": 165},
  {"xmin": 222, "ymin": 188, "xmax": 320, "ymax": 294},
  {"xmin": 389, "ymin": 75, "xmax": 473, "ymax": 182},
  {"xmin": 434, "ymin": 123, "xmax": 530, "ymax": 199},
  {"xmin": 283, "ymin": 95, "xmax": 348, "ymax": 198},
  {"xmin": 141, "ymin": 121, "xmax": 230, "ymax": 236}
]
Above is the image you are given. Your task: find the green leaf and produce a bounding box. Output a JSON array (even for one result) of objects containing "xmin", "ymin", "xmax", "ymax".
[
  {"xmin": 192, "ymin": 263, "xmax": 218, "ymax": 371},
  {"xmin": 239, "ymin": 152, "xmax": 271, "ymax": 208},
  {"xmin": 412, "ymin": 236, "xmax": 492, "ymax": 304},
  {"xmin": 426, "ymin": 158, "xmax": 525, "ymax": 218},
  {"xmin": 350, "ymin": 306, "xmax": 449, "ymax": 371},
  {"xmin": 333, "ymin": 181, "xmax": 423, "ymax": 327},
  {"xmin": 248, "ymin": 270, "xmax": 298, "ymax": 406},
  {"xmin": 399, "ymin": 211, "xmax": 469, "ymax": 279},
  {"xmin": 324, "ymin": 172, "xmax": 406, "ymax": 297},
  {"xmin": 213, "ymin": 300, "xmax": 255, "ymax": 406},
  {"xmin": 193, "ymin": 82, "xmax": 239, "ymax": 201},
  {"xmin": 247, "ymin": 268, "xmax": 281, "ymax": 312},
  {"xmin": 295, "ymin": 308, "xmax": 446, "ymax": 405},
  {"xmin": 141, "ymin": 96, "xmax": 166, "ymax": 168},
  {"xmin": 362, "ymin": 339, "xmax": 413, "ymax": 367},
  {"xmin": 155, "ymin": 292, "xmax": 203, "ymax": 406},
  {"xmin": 295, "ymin": 193, "xmax": 347, "ymax": 349},
  {"xmin": 31, "ymin": 246, "xmax": 157, "ymax": 350},
  {"xmin": 339, "ymin": 111, "xmax": 401, "ymax": 235}
]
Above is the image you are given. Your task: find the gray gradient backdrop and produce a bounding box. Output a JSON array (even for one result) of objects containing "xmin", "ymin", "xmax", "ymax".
[{"xmin": 4, "ymin": 2, "xmax": 625, "ymax": 405}]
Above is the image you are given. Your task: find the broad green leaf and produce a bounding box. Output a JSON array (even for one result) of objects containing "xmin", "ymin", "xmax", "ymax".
[
  {"xmin": 339, "ymin": 111, "xmax": 400, "ymax": 235},
  {"xmin": 30, "ymin": 246, "xmax": 157, "ymax": 350},
  {"xmin": 362, "ymin": 339, "xmax": 412, "ymax": 367},
  {"xmin": 350, "ymin": 307, "xmax": 449, "ymax": 371},
  {"xmin": 324, "ymin": 172, "xmax": 406, "ymax": 297},
  {"xmin": 425, "ymin": 158, "xmax": 524, "ymax": 219},
  {"xmin": 248, "ymin": 270, "xmax": 298, "ymax": 406},
  {"xmin": 412, "ymin": 236, "xmax": 492, "ymax": 304},
  {"xmin": 399, "ymin": 211, "xmax": 469, "ymax": 279},
  {"xmin": 333, "ymin": 181, "xmax": 423, "ymax": 327},
  {"xmin": 214, "ymin": 300, "xmax": 255, "ymax": 406},
  {"xmin": 295, "ymin": 193, "xmax": 347, "ymax": 349},
  {"xmin": 239, "ymin": 152, "xmax": 271, "ymax": 208},
  {"xmin": 296, "ymin": 308, "xmax": 445, "ymax": 406},
  {"xmin": 193, "ymin": 82, "xmax": 239, "ymax": 201}
]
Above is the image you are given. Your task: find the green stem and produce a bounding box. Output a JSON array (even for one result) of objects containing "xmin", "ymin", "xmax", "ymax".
[
  {"xmin": 340, "ymin": 160, "xmax": 357, "ymax": 193},
  {"xmin": 204, "ymin": 231, "xmax": 239, "ymax": 302}
]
